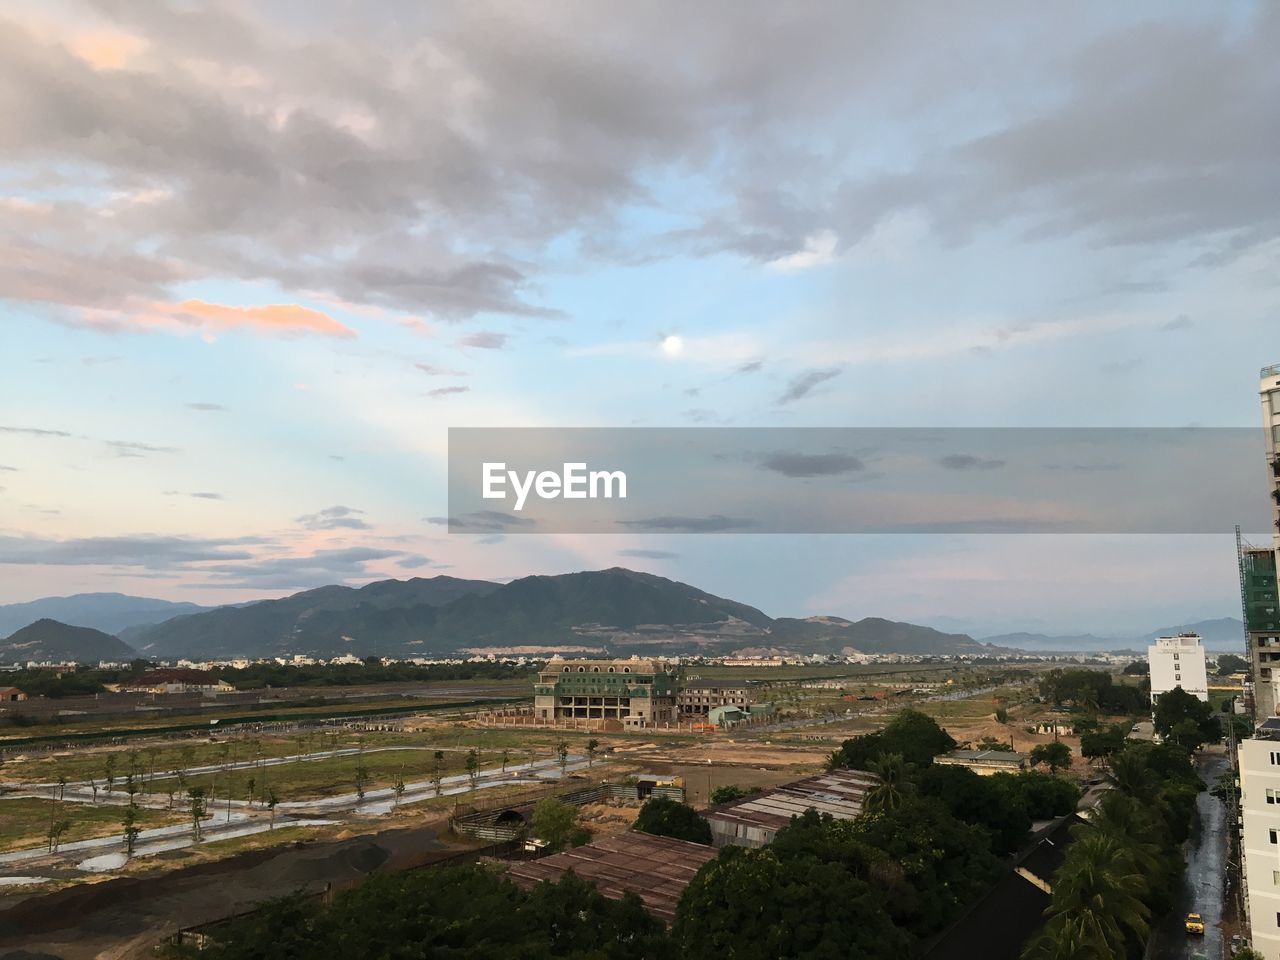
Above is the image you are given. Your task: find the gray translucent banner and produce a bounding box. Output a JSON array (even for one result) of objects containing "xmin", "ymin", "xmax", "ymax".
[{"xmin": 445, "ymin": 428, "xmax": 1277, "ymax": 534}]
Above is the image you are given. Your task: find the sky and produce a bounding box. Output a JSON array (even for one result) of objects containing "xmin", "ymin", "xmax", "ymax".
[{"xmin": 1, "ymin": 1, "xmax": 1278, "ymax": 637}]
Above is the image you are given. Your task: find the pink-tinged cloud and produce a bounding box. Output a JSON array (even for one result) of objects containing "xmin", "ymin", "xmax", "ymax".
[
  {"xmin": 158, "ymin": 300, "xmax": 356, "ymax": 338},
  {"xmin": 67, "ymin": 31, "xmax": 149, "ymax": 70},
  {"xmin": 428, "ymin": 386, "xmax": 469, "ymax": 398}
]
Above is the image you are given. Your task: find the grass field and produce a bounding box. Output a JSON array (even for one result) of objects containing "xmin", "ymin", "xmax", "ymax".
[{"xmin": 0, "ymin": 797, "xmax": 186, "ymax": 853}]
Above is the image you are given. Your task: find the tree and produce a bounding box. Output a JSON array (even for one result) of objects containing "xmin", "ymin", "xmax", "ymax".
[
  {"xmin": 556, "ymin": 740, "xmax": 569, "ymax": 777},
  {"xmin": 46, "ymin": 817, "xmax": 70, "ymax": 853},
  {"xmin": 1216, "ymin": 653, "xmax": 1247, "ymax": 675},
  {"xmin": 188, "ymin": 786, "xmax": 207, "ymax": 841},
  {"xmin": 1079, "ymin": 725, "xmax": 1127, "ymax": 763},
  {"xmin": 464, "ymin": 750, "xmax": 479, "ymax": 791},
  {"xmin": 585, "ymin": 738, "xmax": 599, "ymax": 767},
  {"xmin": 122, "ymin": 802, "xmax": 142, "ymax": 857},
  {"xmin": 432, "ymin": 750, "xmax": 444, "ymax": 796},
  {"xmin": 1122, "ymin": 660, "xmax": 1149, "ymax": 676},
  {"xmin": 500, "ymin": 749, "xmax": 509, "ymax": 773},
  {"xmin": 865, "ymin": 753, "xmax": 914, "ymax": 814},
  {"xmin": 104, "ymin": 753, "xmax": 117, "ymax": 793},
  {"xmin": 919, "ymin": 764, "xmax": 1031, "ymax": 857},
  {"xmin": 709, "ymin": 784, "xmax": 754, "ymax": 805},
  {"xmin": 266, "ymin": 788, "xmax": 279, "ymax": 830},
  {"xmin": 530, "ymin": 796, "xmax": 588, "ymax": 852},
  {"xmin": 990, "ymin": 771, "xmax": 1080, "ymax": 820},
  {"xmin": 829, "ymin": 708, "xmax": 956, "ymax": 771},
  {"xmin": 355, "ymin": 765, "xmax": 369, "ymax": 801},
  {"xmin": 1039, "ymin": 833, "xmax": 1150, "ymax": 957},
  {"xmin": 994, "ymin": 706, "xmax": 1010, "ymax": 723},
  {"xmin": 673, "ymin": 846, "xmax": 910, "ymax": 960},
  {"xmin": 1030, "ymin": 741, "xmax": 1072, "ymax": 775},
  {"xmin": 393, "ymin": 775, "xmax": 406, "ymax": 806},
  {"xmin": 634, "ymin": 796, "xmax": 713, "ymax": 845},
  {"xmin": 1153, "ymin": 686, "xmax": 1221, "ymax": 751}
]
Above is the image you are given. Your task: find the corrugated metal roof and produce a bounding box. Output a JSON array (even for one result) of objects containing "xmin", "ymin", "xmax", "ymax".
[
  {"xmin": 506, "ymin": 832, "xmax": 716, "ymax": 923},
  {"xmin": 705, "ymin": 768, "xmax": 879, "ymax": 832}
]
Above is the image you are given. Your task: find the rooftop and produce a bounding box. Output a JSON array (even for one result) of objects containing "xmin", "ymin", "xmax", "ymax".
[
  {"xmin": 937, "ymin": 749, "xmax": 1027, "ymax": 764},
  {"xmin": 705, "ymin": 768, "xmax": 880, "ymax": 833},
  {"xmin": 505, "ymin": 832, "xmax": 716, "ymax": 923}
]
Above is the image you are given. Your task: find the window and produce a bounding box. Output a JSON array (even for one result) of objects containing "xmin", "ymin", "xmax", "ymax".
[
  {"xmin": 1175, "ymin": 674, "xmax": 1181, "ymax": 682},
  {"xmin": 1269, "ymin": 788, "xmax": 1280, "ymax": 804},
  {"xmin": 1270, "ymin": 828, "xmax": 1278, "ymax": 844},
  {"xmin": 1173, "ymin": 653, "xmax": 1180, "ymax": 661},
  {"xmin": 1273, "ymin": 870, "xmax": 1280, "ymax": 885}
]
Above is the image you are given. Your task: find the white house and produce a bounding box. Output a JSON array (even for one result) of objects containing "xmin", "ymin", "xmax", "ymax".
[
  {"xmin": 1146, "ymin": 633, "xmax": 1208, "ymax": 703},
  {"xmin": 1239, "ymin": 723, "xmax": 1280, "ymax": 960}
]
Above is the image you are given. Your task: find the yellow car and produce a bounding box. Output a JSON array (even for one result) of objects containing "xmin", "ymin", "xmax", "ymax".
[{"xmin": 1185, "ymin": 913, "xmax": 1205, "ymax": 935}]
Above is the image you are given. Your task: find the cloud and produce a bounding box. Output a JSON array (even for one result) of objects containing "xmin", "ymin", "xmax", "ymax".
[
  {"xmin": 396, "ymin": 554, "xmax": 432, "ymax": 569},
  {"xmin": 940, "ymin": 454, "xmax": 1007, "ymax": 471},
  {"xmin": 778, "ymin": 367, "xmax": 841, "ymax": 405},
  {"xmin": 618, "ymin": 548, "xmax": 681, "ymax": 559},
  {"xmin": 0, "ymin": 534, "xmax": 260, "ymax": 567},
  {"xmin": 1161, "ymin": 314, "xmax": 1193, "ymax": 332},
  {"xmin": 766, "ymin": 229, "xmax": 838, "ymax": 271},
  {"xmin": 428, "ymin": 385, "xmax": 470, "ymax": 398},
  {"xmin": 0, "ymin": 425, "xmax": 72, "ymax": 438},
  {"xmin": 415, "ymin": 362, "xmax": 466, "ymax": 376},
  {"xmin": 106, "ymin": 439, "xmax": 179, "ymax": 457},
  {"xmin": 616, "ymin": 515, "xmax": 756, "ymax": 532},
  {"xmin": 458, "ymin": 331, "xmax": 508, "ymax": 350},
  {"xmin": 296, "ymin": 505, "xmax": 372, "ymax": 530},
  {"xmin": 197, "ymin": 546, "xmax": 402, "ymax": 589},
  {"xmin": 186, "ymin": 402, "xmax": 225, "ymax": 411},
  {"xmin": 163, "ymin": 490, "xmax": 224, "ymax": 500},
  {"xmin": 736, "ymin": 360, "xmax": 765, "ymax": 375},
  {"xmin": 760, "ymin": 452, "xmax": 864, "ymax": 477},
  {"xmin": 146, "ymin": 300, "xmax": 356, "ymax": 338},
  {"xmin": 426, "ymin": 510, "xmax": 535, "ymax": 532},
  {"xmin": 0, "ymin": 464, "xmax": 16, "ymax": 471}
]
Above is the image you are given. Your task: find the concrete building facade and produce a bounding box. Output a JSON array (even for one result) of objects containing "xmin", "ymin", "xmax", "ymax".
[
  {"xmin": 1147, "ymin": 634, "xmax": 1209, "ymax": 703},
  {"xmin": 677, "ymin": 678, "xmax": 751, "ymax": 717},
  {"xmin": 533, "ymin": 656, "xmax": 679, "ymax": 727},
  {"xmin": 934, "ymin": 748, "xmax": 1028, "ymax": 775},
  {"xmin": 1240, "ymin": 727, "xmax": 1280, "ymax": 960}
]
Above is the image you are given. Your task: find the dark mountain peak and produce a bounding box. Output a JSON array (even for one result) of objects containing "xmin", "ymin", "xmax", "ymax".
[{"xmin": 2, "ymin": 618, "xmax": 136, "ymax": 663}]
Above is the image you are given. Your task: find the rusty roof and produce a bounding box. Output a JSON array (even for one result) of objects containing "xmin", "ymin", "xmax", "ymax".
[
  {"xmin": 506, "ymin": 832, "xmax": 716, "ymax": 923},
  {"xmin": 704, "ymin": 768, "xmax": 880, "ymax": 833}
]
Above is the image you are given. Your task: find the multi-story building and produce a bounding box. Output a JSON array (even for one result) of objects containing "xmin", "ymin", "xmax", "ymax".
[
  {"xmin": 1235, "ymin": 364, "xmax": 1280, "ymax": 955},
  {"xmin": 677, "ymin": 678, "xmax": 752, "ymax": 717},
  {"xmin": 1147, "ymin": 633, "xmax": 1209, "ymax": 703},
  {"xmin": 1240, "ymin": 723, "xmax": 1280, "ymax": 959},
  {"xmin": 533, "ymin": 656, "xmax": 679, "ymax": 727}
]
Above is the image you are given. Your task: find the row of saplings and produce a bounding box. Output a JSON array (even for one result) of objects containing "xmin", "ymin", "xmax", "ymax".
[{"xmin": 181, "ymin": 710, "xmax": 1200, "ymax": 960}]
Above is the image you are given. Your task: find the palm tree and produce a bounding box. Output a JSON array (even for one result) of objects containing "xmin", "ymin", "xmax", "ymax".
[
  {"xmin": 1106, "ymin": 750, "xmax": 1158, "ymax": 803},
  {"xmin": 864, "ymin": 753, "xmax": 913, "ymax": 813},
  {"xmin": 1022, "ymin": 914, "xmax": 1114, "ymax": 960},
  {"xmin": 1044, "ymin": 833, "xmax": 1150, "ymax": 958}
]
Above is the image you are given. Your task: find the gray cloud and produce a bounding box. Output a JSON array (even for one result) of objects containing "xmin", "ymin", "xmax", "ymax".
[
  {"xmin": 939, "ymin": 454, "xmax": 1007, "ymax": 470},
  {"xmin": 428, "ymin": 385, "xmax": 470, "ymax": 398},
  {"xmin": 163, "ymin": 490, "xmax": 224, "ymax": 500},
  {"xmin": 458, "ymin": 331, "xmax": 507, "ymax": 350},
  {"xmin": 106, "ymin": 440, "xmax": 179, "ymax": 457},
  {"xmin": 0, "ymin": 464, "xmax": 16, "ymax": 471},
  {"xmin": 0, "ymin": 425, "xmax": 71, "ymax": 437},
  {"xmin": 415, "ymin": 362, "xmax": 466, "ymax": 376},
  {"xmin": 296, "ymin": 505, "xmax": 372, "ymax": 530},
  {"xmin": 760, "ymin": 452, "xmax": 863, "ymax": 477},
  {"xmin": 778, "ymin": 368, "xmax": 841, "ymax": 405},
  {"xmin": 616, "ymin": 515, "xmax": 755, "ymax": 532},
  {"xmin": 197, "ymin": 546, "xmax": 403, "ymax": 589},
  {"xmin": 619, "ymin": 548, "xmax": 681, "ymax": 559},
  {"xmin": 0, "ymin": 534, "xmax": 261, "ymax": 567},
  {"xmin": 426, "ymin": 511, "xmax": 535, "ymax": 532},
  {"xmin": 396, "ymin": 554, "xmax": 432, "ymax": 569},
  {"xmin": 186, "ymin": 402, "xmax": 225, "ymax": 411}
]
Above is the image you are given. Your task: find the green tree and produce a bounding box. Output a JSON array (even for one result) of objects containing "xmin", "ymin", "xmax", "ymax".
[
  {"xmin": 393, "ymin": 774, "xmax": 406, "ymax": 805},
  {"xmin": 829, "ymin": 708, "xmax": 955, "ymax": 771},
  {"xmin": 556, "ymin": 740, "xmax": 569, "ymax": 777},
  {"xmin": 46, "ymin": 817, "xmax": 70, "ymax": 853},
  {"xmin": 530, "ymin": 796, "xmax": 588, "ymax": 852},
  {"xmin": 1030, "ymin": 741, "xmax": 1072, "ymax": 774},
  {"xmin": 432, "ymin": 750, "xmax": 444, "ymax": 796},
  {"xmin": 1079, "ymin": 725, "xmax": 1127, "ymax": 763},
  {"xmin": 865, "ymin": 752, "xmax": 914, "ymax": 814},
  {"xmin": 500, "ymin": 749, "xmax": 509, "ymax": 773},
  {"xmin": 188, "ymin": 786, "xmax": 207, "ymax": 842},
  {"xmin": 464, "ymin": 749, "xmax": 479, "ymax": 791},
  {"xmin": 266, "ymin": 788, "xmax": 279, "ymax": 829},
  {"xmin": 122, "ymin": 802, "xmax": 142, "ymax": 857},
  {"xmin": 1216, "ymin": 653, "xmax": 1247, "ymax": 675},
  {"xmin": 673, "ymin": 846, "xmax": 910, "ymax": 960},
  {"xmin": 1153, "ymin": 686, "xmax": 1220, "ymax": 751},
  {"xmin": 1039, "ymin": 833, "xmax": 1150, "ymax": 957},
  {"xmin": 585, "ymin": 738, "xmax": 599, "ymax": 767},
  {"xmin": 709, "ymin": 784, "xmax": 753, "ymax": 805},
  {"xmin": 355, "ymin": 765, "xmax": 369, "ymax": 801},
  {"xmin": 633, "ymin": 796, "xmax": 713, "ymax": 845},
  {"xmin": 919, "ymin": 764, "xmax": 1031, "ymax": 856}
]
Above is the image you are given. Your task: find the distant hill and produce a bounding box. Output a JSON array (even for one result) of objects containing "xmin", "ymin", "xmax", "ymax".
[
  {"xmin": 980, "ymin": 617, "xmax": 1247, "ymax": 653},
  {"xmin": 1139, "ymin": 617, "xmax": 1245, "ymax": 651},
  {"xmin": 0, "ymin": 619, "xmax": 136, "ymax": 664},
  {"xmin": 126, "ymin": 568, "xmax": 995, "ymax": 660},
  {"xmin": 0, "ymin": 593, "xmax": 210, "ymax": 638},
  {"xmin": 129, "ymin": 575, "xmax": 504, "ymax": 659}
]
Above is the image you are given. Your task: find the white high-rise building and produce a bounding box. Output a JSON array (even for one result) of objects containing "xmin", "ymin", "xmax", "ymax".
[
  {"xmin": 1147, "ymin": 633, "xmax": 1208, "ymax": 703},
  {"xmin": 1235, "ymin": 364, "xmax": 1280, "ymax": 955}
]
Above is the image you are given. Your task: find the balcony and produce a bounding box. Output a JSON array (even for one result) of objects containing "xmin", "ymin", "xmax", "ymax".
[{"xmin": 1263, "ymin": 363, "xmax": 1280, "ymax": 379}]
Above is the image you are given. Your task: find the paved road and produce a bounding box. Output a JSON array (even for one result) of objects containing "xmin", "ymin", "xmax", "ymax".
[{"xmin": 1150, "ymin": 752, "xmax": 1228, "ymax": 960}]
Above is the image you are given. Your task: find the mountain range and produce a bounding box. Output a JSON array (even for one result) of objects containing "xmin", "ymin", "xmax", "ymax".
[
  {"xmin": 0, "ymin": 570, "xmax": 1246, "ymax": 664},
  {"xmin": 980, "ymin": 616, "xmax": 1247, "ymax": 653}
]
